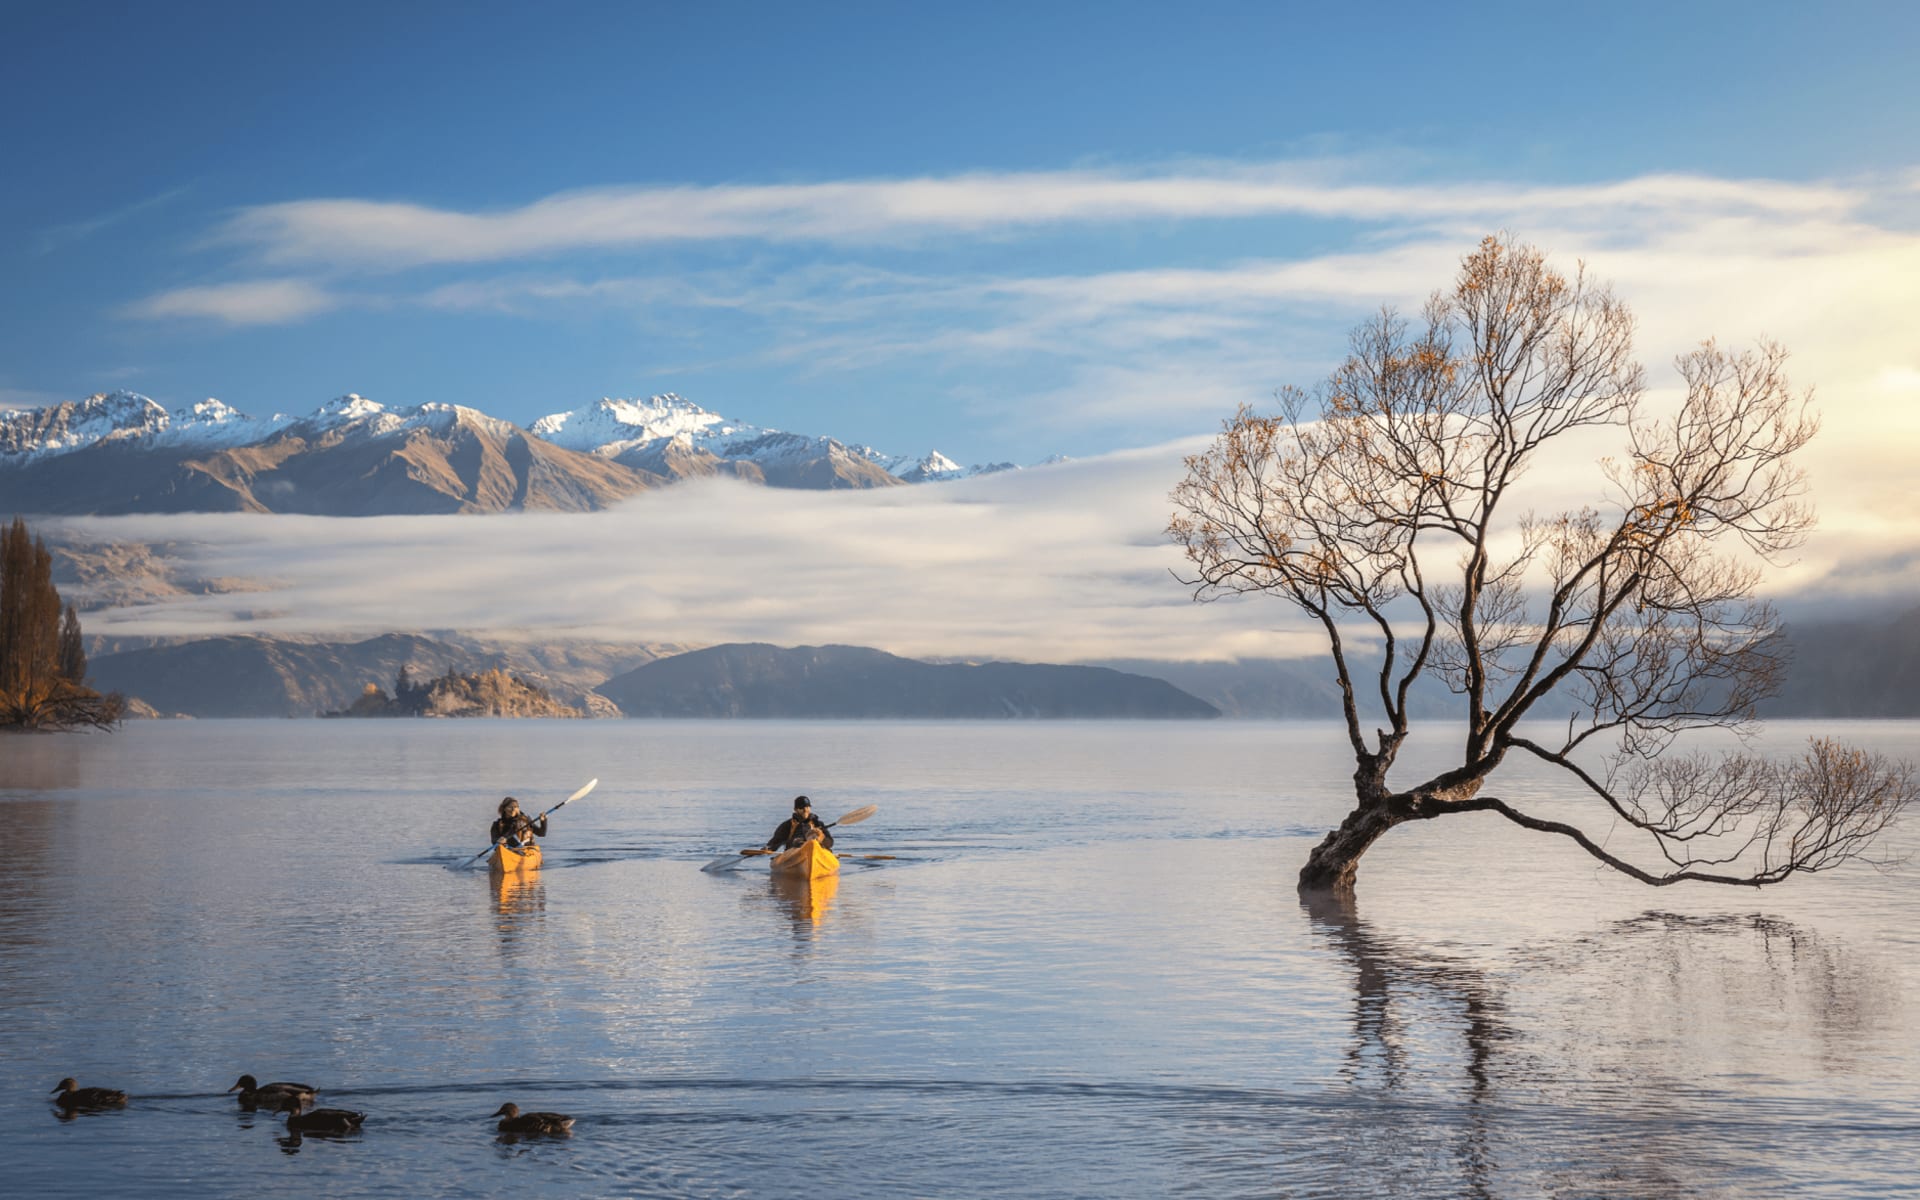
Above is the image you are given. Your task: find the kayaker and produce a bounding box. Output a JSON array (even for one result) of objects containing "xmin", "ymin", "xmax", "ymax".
[
  {"xmin": 490, "ymin": 797, "xmax": 548, "ymax": 849},
  {"xmin": 765, "ymin": 795, "xmax": 834, "ymax": 852}
]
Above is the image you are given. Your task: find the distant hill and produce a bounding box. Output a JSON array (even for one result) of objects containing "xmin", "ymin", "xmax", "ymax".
[
  {"xmin": 596, "ymin": 643, "xmax": 1221, "ymax": 718},
  {"xmin": 1761, "ymin": 607, "xmax": 1920, "ymax": 717},
  {"xmin": 76, "ymin": 610, "xmax": 1920, "ymax": 721},
  {"xmin": 88, "ymin": 633, "xmax": 500, "ymax": 718},
  {"xmin": 1094, "ymin": 656, "xmax": 1460, "ymax": 720},
  {"xmin": 86, "ymin": 633, "xmax": 668, "ymax": 717},
  {"xmin": 1107, "ymin": 609, "xmax": 1920, "ymax": 720}
]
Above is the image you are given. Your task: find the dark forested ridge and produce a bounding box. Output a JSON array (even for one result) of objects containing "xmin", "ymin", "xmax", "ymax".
[{"xmin": 595, "ymin": 643, "xmax": 1220, "ymax": 718}]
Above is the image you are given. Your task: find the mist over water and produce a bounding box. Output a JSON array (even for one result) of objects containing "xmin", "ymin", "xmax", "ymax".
[{"xmin": 2, "ymin": 720, "xmax": 1916, "ymax": 1197}]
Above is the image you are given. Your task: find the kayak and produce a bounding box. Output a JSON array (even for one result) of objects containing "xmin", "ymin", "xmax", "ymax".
[
  {"xmin": 769, "ymin": 839, "xmax": 839, "ymax": 880},
  {"xmin": 490, "ymin": 842, "xmax": 543, "ymax": 873}
]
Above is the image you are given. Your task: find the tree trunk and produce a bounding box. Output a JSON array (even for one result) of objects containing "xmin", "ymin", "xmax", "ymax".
[{"xmin": 1298, "ymin": 800, "xmax": 1405, "ymax": 894}]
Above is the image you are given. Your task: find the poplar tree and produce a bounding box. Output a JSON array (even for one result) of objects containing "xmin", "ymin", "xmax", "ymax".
[
  {"xmin": 58, "ymin": 602, "xmax": 87, "ymax": 684},
  {"xmin": 0, "ymin": 515, "xmax": 121, "ymax": 729}
]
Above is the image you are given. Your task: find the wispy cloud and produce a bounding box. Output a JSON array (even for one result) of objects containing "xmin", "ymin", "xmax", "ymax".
[
  {"xmin": 218, "ymin": 164, "xmax": 1857, "ymax": 268},
  {"xmin": 31, "ymin": 186, "xmax": 190, "ymax": 256},
  {"xmin": 124, "ymin": 278, "xmax": 344, "ymax": 326}
]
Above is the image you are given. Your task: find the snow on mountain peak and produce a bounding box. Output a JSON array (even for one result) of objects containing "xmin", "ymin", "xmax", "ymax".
[
  {"xmin": 316, "ymin": 393, "xmax": 386, "ymax": 421},
  {"xmin": 153, "ymin": 396, "xmax": 295, "ymax": 450},
  {"xmin": 530, "ymin": 392, "xmax": 740, "ymax": 456},
  {"xmin": 181, "ymin": 398, "xmax": 242, "ymax": 423},
  {"xmin": 0, "ymin": 391, "xmax": 169, "ymax": 459}
]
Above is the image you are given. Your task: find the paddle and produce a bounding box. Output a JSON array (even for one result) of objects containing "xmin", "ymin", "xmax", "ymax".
[
  {"xmin": 700, "ymin": 805, "xmax": 877, "ymax": 872},
  {"xmin": 464, "ymin": 778, "xmax": 598, "ymax": 868}
]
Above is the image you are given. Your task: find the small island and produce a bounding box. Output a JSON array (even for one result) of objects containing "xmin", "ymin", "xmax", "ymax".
[{"xmin": 326, "ymin": 666, "xmax": 583, "ymax": 719}]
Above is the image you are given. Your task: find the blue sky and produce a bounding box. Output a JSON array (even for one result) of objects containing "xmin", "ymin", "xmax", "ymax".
[{"xmin": 5, "ymin": 0, "xmax": 1918, "ymax": 468}]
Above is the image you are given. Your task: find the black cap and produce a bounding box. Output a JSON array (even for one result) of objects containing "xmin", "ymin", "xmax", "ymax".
[{"xmin": 793, "ymin": 795, "xmax": 811, "ymax": 810}]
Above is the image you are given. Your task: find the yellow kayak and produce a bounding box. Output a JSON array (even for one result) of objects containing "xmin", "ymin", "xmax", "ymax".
[
  {"xmin": 769, "ymin": 839, "xmax": 839, "ymax": 880},
  {"xmin": 490, "ymin": 842, "xmax": 543, "ymax": 873}
]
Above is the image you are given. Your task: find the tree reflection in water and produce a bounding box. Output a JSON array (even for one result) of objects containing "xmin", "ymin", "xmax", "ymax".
[
  {"xmin": 1299, "ymin": 893, "xmax": 1899, "ymax": 1198},
  {"xmin": 1302, "ymin": 889, "xmax": 1506, "ymax": 1199}
]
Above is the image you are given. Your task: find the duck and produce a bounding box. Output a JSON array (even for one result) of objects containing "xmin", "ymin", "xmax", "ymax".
[
  {"xmin": 229, "ymin": 1073, "xmax": 317, "ymax": 1110},
  {"xmin": 278, "ymin": 1096, "xmax": 364, "ymax": 1134},
  {"xmin": 491, "ymin": 1102, "xmax": 575, "ymax": 1135},
  {"xmin": 51, "ymin": 1078, "xmax": 128, "ymax": 1110}
]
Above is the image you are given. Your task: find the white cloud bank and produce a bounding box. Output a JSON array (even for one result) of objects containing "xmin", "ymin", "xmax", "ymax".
[
  {"xmin": 62, "ymin": 446, "xmax": 1329, "ymax": 662},
  {"xmin": 57, "ymin": 420, "xmax": 1920, "ymax": 661}
]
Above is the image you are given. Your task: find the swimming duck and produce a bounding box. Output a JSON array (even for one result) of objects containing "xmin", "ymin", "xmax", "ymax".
[
  {"xmin": 229, "ymin": 1074, "xmax": 317, "ymax": 1110},
  {"xmin": 278, "ymin": 1096, "xmax": 364, "ymax": 1134},
  {"xmin": 491, "ymin": 1102, "xmax": 574, "ymax": 1135},
  {"xmin": 51, "ymin": 1078, "xmax": 128, "ymax": 1110}
]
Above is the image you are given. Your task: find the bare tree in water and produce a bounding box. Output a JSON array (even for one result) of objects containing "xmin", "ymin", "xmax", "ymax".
[{"xmin": 1170, "ymin": 235, "xmax": 1915, "ymax": 894}]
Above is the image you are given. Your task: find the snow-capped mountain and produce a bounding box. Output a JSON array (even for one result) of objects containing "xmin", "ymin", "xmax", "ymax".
[
  {"xmin": 0, "ymin": 388, "xmax": 1056, "ymax": 516},
  {"xmin": 294, "ymin": 394, "xmax": 526, "ymax": 443},
  {"xmin": 531, "ymin": 392, "xmax": 909, "ymax": 486},
  {"xmin": 531, "ymin": 392, "xmax": 1024, "ymax": 488},
  {"xmin": 0, "ymin": 391, "xmax": 287, "ymax": 460},
  {"xmin": 895, "ymin": 450, "xmax": 1020, "ymax": 484}
]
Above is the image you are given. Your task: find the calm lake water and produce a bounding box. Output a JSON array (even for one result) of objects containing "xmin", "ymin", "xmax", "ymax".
[{"xmin": 2, "ymin": 719, "xmax": 1917, "ymax": 1198}]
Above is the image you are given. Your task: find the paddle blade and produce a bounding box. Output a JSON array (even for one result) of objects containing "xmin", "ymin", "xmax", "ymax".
[
  {"xmin": 701, "ymin": 855, "xmax": 745, "ymax": 872},
  {"xmin": 832, "ymin": 804, "xmax": 878, "ymax": 827},
  {"xmin": 568, "ymin": 779, "xmax": 599, "ymax": 803}
]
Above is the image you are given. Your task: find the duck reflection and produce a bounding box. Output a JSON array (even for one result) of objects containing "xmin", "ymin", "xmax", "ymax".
[
  {"xmin": 273, "ymin": 1129, "xmax": 355, "ymax": 1155},
  {"xmin": 770, "ymin": 869, "xmax": 838, "ymax": 930}
]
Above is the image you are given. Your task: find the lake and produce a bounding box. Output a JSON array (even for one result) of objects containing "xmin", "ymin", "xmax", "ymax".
[{"xmin": 3, "ymin": 719, "xmax": 1917, "ymax": 1197}]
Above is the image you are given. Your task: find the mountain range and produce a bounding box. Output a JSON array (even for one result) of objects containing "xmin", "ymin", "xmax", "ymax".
[
  {"xmin": 86, "ymin": 636, "xmax": 1219, "ymax": 720},
  {"xmin": 595, "ymin": 643, "xmax": 1220, "ymax": 718},
  {"xmin": 75, "ymin": 608, "xmax": 1920, "ymax": 721},
  {"xmin": 0, "ymin": 390, "xmax": 1041, "ymax": 516}
]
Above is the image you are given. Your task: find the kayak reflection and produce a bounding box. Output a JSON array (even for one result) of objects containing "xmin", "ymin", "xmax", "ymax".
[
  {"xmin": 491, "ymin": 871, "xmax": 546, "ymax": 960},
  {"xmin": 493, "ymin": 870, "xmax": 545, "ymax": 916},
  {"xmin": 770, "ymin": 869, "xmax": 838, "ymax": 928}
]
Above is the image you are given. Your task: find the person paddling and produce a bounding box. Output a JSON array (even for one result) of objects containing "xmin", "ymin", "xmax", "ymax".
[
  {"xmin": 765, "ymin": 795, "xmax": 834, "ymax": 852},
  {"xmin": 490, "ymin": 797, "xmax": 548, "ymax": 850}
]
